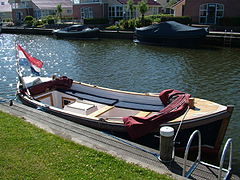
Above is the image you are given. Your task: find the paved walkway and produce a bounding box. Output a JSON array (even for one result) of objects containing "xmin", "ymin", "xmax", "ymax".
[{"xmin": 0, "ymin": 101, "xmax": 239, "ymax": 180}]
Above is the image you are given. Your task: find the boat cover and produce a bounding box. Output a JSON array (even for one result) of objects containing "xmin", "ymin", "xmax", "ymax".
[
  {"xmin": 135, "ymin": 21, "xmax": 208, "ymax": 38},
  {"xmin": 123, "ymin": 89, "xmax": 191, "ymax": 139}
]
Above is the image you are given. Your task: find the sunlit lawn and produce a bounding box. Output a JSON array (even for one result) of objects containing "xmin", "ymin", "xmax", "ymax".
[{"xmin": 0, "ymin": 111, "xmax": 174, "ymax": 180}]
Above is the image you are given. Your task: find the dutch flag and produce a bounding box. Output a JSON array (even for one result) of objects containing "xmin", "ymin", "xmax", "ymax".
[{"xmin": 17, "ymin": 44, "xmax": 43, "ymax": 76}]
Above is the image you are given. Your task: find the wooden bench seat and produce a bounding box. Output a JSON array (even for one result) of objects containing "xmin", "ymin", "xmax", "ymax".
[
  {"xmin": 135, "ymin": 111, "xmax": 152, "ymax": 117},
  {"xmin": 89, "ymin": 106, "xmax": 114, "ymax": 117}
]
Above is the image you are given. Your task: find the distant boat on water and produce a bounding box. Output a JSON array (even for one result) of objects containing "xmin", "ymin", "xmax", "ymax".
[
  {"xmin": 0, "ymin": 20, "xmax": 2, "ymax": 34},
  {"xmin": 52, "ymin": 24, "xmax": 100, "ymax": 39},
  {"xmin": 134, "ymin": 21, "xmax": 209, "ymax": 47}
]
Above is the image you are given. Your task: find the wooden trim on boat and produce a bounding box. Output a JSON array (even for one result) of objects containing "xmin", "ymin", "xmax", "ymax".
[
  {"xmin": 135, "ymin": 111, "xmax": 152, "ymax": 117},
  {"xmin": 73, "ymin": 81, "xmax": 159, "ymax": 97},
  {"xmin": 213, "ymin": 105, "xmax": 234, "ymax": 151},
  {"xmin": 36, "ymin": 94, "xmax": 54, "ymax": 106},
  {"xmin": 89, "ymin": 106, "xmax": 114, "ymax": 117}
]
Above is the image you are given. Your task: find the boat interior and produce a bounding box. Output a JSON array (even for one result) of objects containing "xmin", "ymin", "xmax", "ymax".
[
  {"xmin": 22, "ymin": 77, "xmax": 227, "ymax": 124},
  {"xmin": 24, "ymin": 77, "xmax": 163, "ymax": 123}
]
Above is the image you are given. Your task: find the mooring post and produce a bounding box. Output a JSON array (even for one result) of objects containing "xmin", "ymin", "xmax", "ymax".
[{"xmin": 159, "ymin": 126, "xmax": 174, "ymax": 162}]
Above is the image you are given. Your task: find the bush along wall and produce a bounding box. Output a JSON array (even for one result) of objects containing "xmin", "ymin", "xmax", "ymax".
[
  {"xmin": 105, "ymin": 15, "xmax": 192, "ymax": 30},
  {"xmin": 218, "ymin": 17, "xmax": 240, "ymax": 26},
  {"xmin": 84, "ymin": 18, "xmax": 109, "ymax": 25},
  {"xmin": 147, "ymin": 15, "xmax": 192, "ymax": 25}
]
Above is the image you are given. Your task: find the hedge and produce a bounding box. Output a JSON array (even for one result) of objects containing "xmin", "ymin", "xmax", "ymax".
[
  {"xmin": 146, "ymin": 15, "xmax": 192, "ymax": 25},
  {"xmin": 84, "ymin": 18, "xmax": 109, "ymax": 25},
  {"xmin": 218, "ymin": 17, "xmax": 240, "ymax": 26}
]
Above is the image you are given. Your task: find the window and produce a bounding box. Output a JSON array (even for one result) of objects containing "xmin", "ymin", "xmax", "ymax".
[
  {"xmin": 67, "ymin": 9, "xmax": 72, "ymax": 14},
  {"xmin": 199, "ymin": 3, "xmax": 224, "ymax": 24},
  {"xmin": 1, "ymin": 2, "xmax": 5, "ymax": 5},
  {"xmin": 108, "ymin": 6, "xmax": 124, "ymax": 18},
  {"xmin": 81, "ymin": 7, "xmax": 93, "ymax": 19},
  {"xmin": 151, "ymin": 7, "xmax": 159, "ymax": 15}
]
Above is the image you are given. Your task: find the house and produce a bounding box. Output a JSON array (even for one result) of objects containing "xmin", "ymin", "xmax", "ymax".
[
  {"xmin": 172, "ymin": 0, "xmax": 240, "ymax": 24},
  {"xmin": 8, "ymin": 0, "xmax": 73, "ymax": 24},
  {"xmin": 157, "ymin": 0, "xmax": 173, "ymax": 14},
  {"xmin": 171, "ymin": 0, "xmax": 184, "ymax": 17},
  {"xmin": 0, "ymin": 0, "xmax": 12, "ymax": 20},
  {"xmin": 72, "ymin": 0, "xmax": 161, "ymax": 20}
]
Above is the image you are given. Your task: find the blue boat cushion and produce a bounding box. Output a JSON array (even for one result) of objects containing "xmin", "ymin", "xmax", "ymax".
[
  {"xmin": 59, "ymin": 89, "xmax": 118, "ymax": 106},
  {"xmin": 58, "ymin": 89, "xmax": 163, "ymax": 112},
  {"xmin": 115, "ymin": 101, "xmax": 162, "ymax": 112}
]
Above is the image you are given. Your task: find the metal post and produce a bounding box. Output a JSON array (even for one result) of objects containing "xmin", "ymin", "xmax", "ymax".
[{"xmin": 159, "ymin": 126, "xmax": 174, "ymax": 162}]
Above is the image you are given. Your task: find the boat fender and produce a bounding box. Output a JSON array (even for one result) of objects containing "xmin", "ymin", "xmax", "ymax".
[
  {"xmin": 99, "ymin": 118, "xmax": 106, "ymax": 122},
  {"xmin": 9, "ymin": 100, "xmax": 13, "ymax": 106},
  {"xmin": 36, "ymin": 105, "xmax": 48, "ymax": 112}
]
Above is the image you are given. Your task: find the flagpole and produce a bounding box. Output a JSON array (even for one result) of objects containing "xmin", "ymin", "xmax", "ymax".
[{"xmin": 16, "ymin": 44, "xmax": 31, "ymax": 97}]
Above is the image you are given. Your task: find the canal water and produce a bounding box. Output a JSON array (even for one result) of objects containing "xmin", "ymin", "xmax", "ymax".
[{"xmin": 0, "ymin": 33, "xmax": 239, "ymax": 175}]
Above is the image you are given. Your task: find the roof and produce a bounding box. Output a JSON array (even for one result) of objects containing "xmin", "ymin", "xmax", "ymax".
[
  {"xmin": 118, "ymin": 0, "xmax": 160, "ymax": 6},
  {"xmin": 171, "ymin": 0, "xmax": 185, "ymax": 8},
  {"xmin": 32, "ymin": 0, "xmax": 73, "ymax": 10},
  {"xmin": 0, "ymin": 0, "xmax": 11, "ymax": 13}
]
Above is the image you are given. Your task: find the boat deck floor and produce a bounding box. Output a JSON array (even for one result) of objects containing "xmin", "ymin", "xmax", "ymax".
[{"xmin": 0, "ymin": 101, "xmax": 239, "ymax": 180}]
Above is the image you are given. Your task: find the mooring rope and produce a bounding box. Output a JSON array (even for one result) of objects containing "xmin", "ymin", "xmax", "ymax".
[
  {"xmin": 102, "ymin": 131, "xmax": 160, "ymax": 158},
  {"xmin": 173, "ymin": 106, "xmax": 190, "ymax": 143},
  {"xmin": 171, "ymin": 106, "xmax": 190, "ymax": 159}
]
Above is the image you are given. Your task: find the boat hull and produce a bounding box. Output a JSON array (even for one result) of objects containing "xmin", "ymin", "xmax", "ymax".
[
  {"xmin": 53, "ymin": 29, "xmax": 100, "ymax": 39},
  {"xmin": 134, "ymin": 21, "xmax": 208, "ymax": 48},
  {"xmin": 17, "ymin": 91, "xmax": 233, "ymax": 154},
  {"xmin": 134, "ymin": 35, "xmax": 205, "ymax": 48}
]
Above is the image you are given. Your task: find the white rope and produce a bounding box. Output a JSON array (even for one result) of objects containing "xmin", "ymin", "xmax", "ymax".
[
  {"xmin": 173, "ymin": 106, "xmax": 190, "ymax": 142},
  {"xmin": 172, "ymin": 106, "xmax": 190, "ymax": 160}
]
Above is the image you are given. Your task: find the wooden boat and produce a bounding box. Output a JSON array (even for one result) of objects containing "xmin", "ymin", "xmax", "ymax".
[
  {"xmin": 134, "ymin": 21, "xmax": 209, "ymax": 47},
  {"xmin": 16, "ymin": 75, "xmax": 234, "ymax": 154},
  {"xmin": 52, "ymin": 25, "xmax": 99, "ymax": 39}
]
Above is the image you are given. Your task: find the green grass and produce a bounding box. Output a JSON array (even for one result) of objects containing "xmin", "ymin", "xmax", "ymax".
[{"xmin": 0, "ymin": 111, "xmax": 174, "ymax": 180}]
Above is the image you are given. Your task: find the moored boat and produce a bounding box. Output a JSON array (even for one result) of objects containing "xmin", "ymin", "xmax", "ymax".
[
  {"xmin": 16, "ymin": 45, "xmax": 233, "ymax": 155},
  {"xmin": 134, "ymin": 21, "xmax": 209, "ymax": 47},
  {"xmin": 0, "ymin": 20, "xmax": 2, "ymax": 34},
  {"xmin": 52, "ymin": 24, "xmax": 100, "ymax": 39}
]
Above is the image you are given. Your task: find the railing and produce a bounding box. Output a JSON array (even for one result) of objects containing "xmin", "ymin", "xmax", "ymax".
[
  {"xmin": 182, "ymin": 130, "xmax": 201, "ymax": 178},
  {"xmin": 183, "ymin": 130, "xmax": 233, "ymax": 179},
  {"xmin": 224, "ymin": 30, "xmax": 233, "ymax": 47}
]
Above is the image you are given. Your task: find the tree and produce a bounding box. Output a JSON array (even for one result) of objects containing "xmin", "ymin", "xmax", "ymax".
[
  {"xmin": 56, "ymin": 4, "xmax": 63, "ymax": 22},
  {"xmin": 138, "ymin": 0, "xmax": 148, "ymax": 21},
  {"xmin": 127, "ymin": 0, "xmax": 135, "ymax": 19}
]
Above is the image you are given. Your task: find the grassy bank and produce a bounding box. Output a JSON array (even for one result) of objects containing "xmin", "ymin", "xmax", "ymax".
[{"xmin": 0, "ymin": 111, "xmax": 173, "ymax": 179}]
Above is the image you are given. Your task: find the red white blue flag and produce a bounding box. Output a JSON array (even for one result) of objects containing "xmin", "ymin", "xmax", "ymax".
[{"xmin": 17, "ymin": 44, "xmax": 43, "ymax": 76}]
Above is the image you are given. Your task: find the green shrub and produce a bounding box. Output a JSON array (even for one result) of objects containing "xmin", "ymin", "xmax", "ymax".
[
  {"xmin": 218, "ymin": 17, "xmax": 240, "ymax": 26},
  {"xmin": 118, "ymin": 18, "xmax": 152, "ymax": 30},
  {"xmin": 84, "ymin": 18, "xmax": 109, "ymax": 24},
  {"xmin": 24, "ymin": 16, "xmax": 34, "ymax": 27},
  {"xmin": 135, "ymin": 18, "xmax": 152, "ymax": 27},
  {"xmin": 105, "ymin": 25, "xmax": 119, "ymax": 30},
  {"xmin": 3, "ymin": 18, "xmax": 12, "ymax": 22},
  {"xmin": 42, "ymin": 15, "xmax": 55, "ymax": 25},
  {"xmin": 33, "ymin": 19, "xmax": 44, "ymax": 27},
  {"xmin": 24, "ymin": 16, "xmax": 33, "ymax": 22},
  {"xmin": 161, "ymin": 16, "xmax": 191, "ymax": 24},
  {"xmin": 105, "ymin": 14, "xmax": 191, "ymax": 30},
  {"xmin": 146, "ymin": 14, "xmax": 192, "ymax": 24}
]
